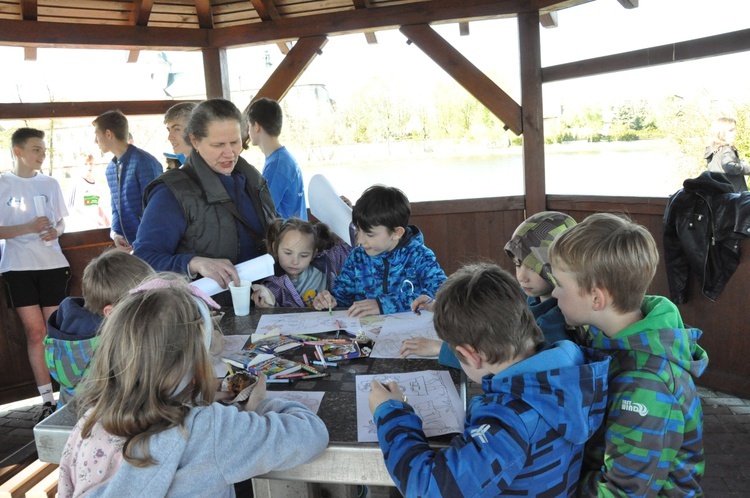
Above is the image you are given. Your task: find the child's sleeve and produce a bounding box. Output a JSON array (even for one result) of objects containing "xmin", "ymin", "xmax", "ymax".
[
  {"xmin": 331, "ymin": 251, "xmax": 362, "ymax": 307},
  {"xmin": 577, "ymin": 379, "xmax": 686, "ymax": 497},
  {"xmin": 211, "ymin": 399, "xmax": 329, "ymax": 484},
  {"xmin": 373, "ymin": 399, "xmax": 527, "ymax": 497},
  {"xmin": 377, "ymin": 246, "xmax": 446, "ymax": 315}
]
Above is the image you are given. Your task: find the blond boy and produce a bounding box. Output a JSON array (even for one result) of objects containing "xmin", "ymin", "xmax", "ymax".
[{"xmin": 548, "ymin": 213, "xmax": 708, "ymax": 496}]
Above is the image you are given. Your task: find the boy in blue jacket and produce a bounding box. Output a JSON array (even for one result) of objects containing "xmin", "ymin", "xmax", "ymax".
[
  {"xmin": 313, "ymin": 185, "xmax": 446, "ymax": 317},
  {"xmin": 44, "ymin": 250, "xmax": 155, "ymax": 407},
  {"xmin": 369, "ymin": 263, "xmax": 610, "ymax": 497}
]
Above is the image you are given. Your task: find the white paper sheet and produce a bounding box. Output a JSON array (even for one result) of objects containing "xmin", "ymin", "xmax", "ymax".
[
  {"xmin": 356, "ymin": 370, "xmax": 464, "ymax": 442},
  {"xmin": 369, "ymin": 311, "xmax": 440, "ymax": 359},
  {"xmin": 265, "ymin": 391, "xmax": 325, "ymax": 414},
  {"xmin": 192, "ymin": 254, "xmax": 275, "ymax": 297},
  {"xmin": 254, "ymin": 310, "xmax": 360, "ymax": 341},
  {"xmin": 308, "ymin": 174, "xmax": 353, "ymax": 244}
]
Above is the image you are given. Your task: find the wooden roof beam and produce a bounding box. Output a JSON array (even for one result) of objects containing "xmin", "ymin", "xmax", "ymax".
[
  {"xmin": 211, "ymin": 0, "xmax": 574, "ymax": 49},
  {"xmin": 459, "ymin": 22, "xmax": 470, "ymax": 36},
  {"xmin": 20, "ymin": 0, "xmax": 37, "ymax": 61},
  {"xmin": 251, "ymin": 35, "xmax": 328, "ymax": 103},
  {"xmin": 195, "ymin": 0, "xmax": 215, "ymax": 29},
  {"xmin": 0, "ymin": 100, "xmax": 195, "ymax": 120},
  {"xmin": 399, "ymin": 23, "xmax": 522, "ymax": 135},
  {"xmin": 127, "ymin": 0, "xmax": 155, "ymax": 63},
  {"xmin": 352, "ymin": 0, "xmax": 378, "ymax": 44},
  {"xmin": 250, "ymin": 0, "xmax": 291, "ymax": 54},
  {"xmin": 543, "ymin": 27, "xmax": 750, "ymax": 82},
  {"xmin": 539, "ymin": 11, "xmax": 558, "ymax": 28}
]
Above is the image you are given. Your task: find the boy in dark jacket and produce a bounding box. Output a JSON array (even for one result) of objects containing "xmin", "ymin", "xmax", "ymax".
[
  {"xmin": 313, "ymin": 185, "xmax": 446, "ymax": 317},
  {"xmin": 549, "ymin": 213, "xmax": 708, "ymax": 496},
  {"xmin": 369, "ymin": 262, "xmax": 610, "ymax": 497},
  {"xmin": 44, "ymin": 250, "xmax": 155, "ymax": 407}
]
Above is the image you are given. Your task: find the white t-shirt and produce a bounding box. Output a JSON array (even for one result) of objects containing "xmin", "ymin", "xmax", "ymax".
[{"xmin": 0, "ymin": 172, "xmax": 70, "ymax": 272}]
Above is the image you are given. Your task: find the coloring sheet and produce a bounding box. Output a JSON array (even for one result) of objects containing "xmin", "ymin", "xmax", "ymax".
[
  {"xmin": 212, "ymin": 334, "xmax": 250, "ymax": 377},
  {"xmin": 254, "ymin": 310, "xmax": 360, "ymax": 340},
  {"xmin": 355, "ymin": 370, "xmax": 464, "ymax": 442},
  {"xmin": 370, "ymin": 311, "xmax": 439, "ymax": 359},
  {"xmin": 265, "ymin": 391, "xmax": 325, "ymax": 414}
]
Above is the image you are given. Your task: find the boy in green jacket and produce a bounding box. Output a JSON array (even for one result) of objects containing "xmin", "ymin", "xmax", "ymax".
[{"xmin": 549, "ymin": 212, "xmax": 708, "ymax": 497}]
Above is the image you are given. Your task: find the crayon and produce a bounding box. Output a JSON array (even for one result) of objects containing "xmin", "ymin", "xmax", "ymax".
[
  {"xmin": 226, "ymin": 363, "xmax": 234, "ymax": 375},
  {"xmin": 300, "ymin": 364, "xmax": 321, "ymax": 374},
  {"xmin": 266, "ymin": 378, "xmax": 294, "ymax": 384},
  {"xmin": 274, "ymin": 372, "xmax": 310, "ymax": 379},
  {"xmin": 299, "ymin": 373, "xmax": 330, "ymax": 380},
  {"xmin": 303, "ymin": 353, "xmax": 309, "ymax": 365},
  {"xmin": 328, "ymin": 302, "xmax": 332, "ymax": 316},
  {"xmin": 313, "ymin": 360, "xmax": 338, "ymax": 368}
]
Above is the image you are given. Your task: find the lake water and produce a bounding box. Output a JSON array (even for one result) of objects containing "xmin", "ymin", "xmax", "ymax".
[{"xmin": 300, "ymin": 140, "xmax": 688, "ymax": 203}]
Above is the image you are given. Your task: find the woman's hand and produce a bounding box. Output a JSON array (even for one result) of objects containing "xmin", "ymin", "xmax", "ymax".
[
  {"xmin": 189, "ymin": 256, "xmax": 239, "ymax": 288},
  {"xmin": 251, "ymin": 284, "xmax": 275, "ymax": 307},
  {"xmin": 399, "ymin": 337, "xmax": 443, "ymax": 358},
  {"xmin": 369, "ymin": 379, "xmax": 406, "ymax": 415},
  {"xmin": 312, "ymin": 290, "xmax": 337, "ymax": 311}
]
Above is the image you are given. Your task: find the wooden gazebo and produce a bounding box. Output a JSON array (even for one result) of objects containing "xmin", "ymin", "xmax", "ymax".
[{"xmin": 1, "ymin": 0, "xmax": 749, "ymax": 402}]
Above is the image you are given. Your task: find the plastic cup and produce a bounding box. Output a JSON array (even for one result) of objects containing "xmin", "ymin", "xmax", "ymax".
[
  {"xmin": 228, "ymin": 280, "xmax": 251, "ymax": 316},
  {"xmin": 33, "ymin": 195, "xmax": 53, "ymax": 247}
]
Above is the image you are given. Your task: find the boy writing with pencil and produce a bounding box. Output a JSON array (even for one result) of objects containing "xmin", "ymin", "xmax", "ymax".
[
  {"xmin": 313, "ymin": 185, "xmax": 446, "ymax": 317},
  {"xmin": 369, "ymin": 262, "xmax": 610, "ymax": 496},
  {"xmin": 548, "ymin": 213, "xmax": 708, "ymax": 496}
]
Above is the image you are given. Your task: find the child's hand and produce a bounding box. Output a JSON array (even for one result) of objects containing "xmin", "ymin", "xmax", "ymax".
[
  {"xmin": 312, "ymin": 290, "xmax": 337, "ymax": 311},
  {"xmin": 251, "ymin": 284, "xmax": 275, "ymax": 307},
  {"xmin": 243, "ymin": 373, "xmax": 267, "ymax": 412},
  {"xmin": 369, "ymin": 379, "xmax": 407, "ymax": 414},
  {"xmin": 400, "ymin": 337, "xmax": 443, "ymax": 358},
  {"xmin": 411, "ymin": 295, "xmax": 434, "ymax": 315},
  {"xmin": 347, "ymin": 299, "xmax": 379, "ymax": 318}
]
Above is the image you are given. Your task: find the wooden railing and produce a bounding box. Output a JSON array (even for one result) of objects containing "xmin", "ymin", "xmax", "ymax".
[{"xmin": 1, "ymin": 195, "xmax": 748, "ymax": 402}]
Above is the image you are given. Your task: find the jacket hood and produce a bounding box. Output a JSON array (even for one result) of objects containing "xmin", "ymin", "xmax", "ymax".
[
  {"xmin": 481, "ymin": 340, "xmax": 610, "ymax": 445},
  {"xmin": 47, "ymin": 297, "xmax": 102, "ymax": 341},
  {"xmin": 683, "ymin": 170, "xmax": 736, "ymax": 195},
  {"xmin": 591, "ymin": 295, "xmax": 708, "ymax": 378}
]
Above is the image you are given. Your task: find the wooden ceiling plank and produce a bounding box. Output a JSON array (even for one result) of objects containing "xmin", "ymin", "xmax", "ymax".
[
  {"xmin": 252, "ymin": 34, "xmax": 328, "ymax": 102},
  {"xmin": 130, "ymin": 0, "xmax": 155, "ymax": 26},
  {"xmin": 543, "ymin": 27, "xmax": 750, "ymax": 82},
  {"xmin": 399, "ymin": 23, "xmax": 522, "ymax": 135},
  {"xmin": 195, "ymin": 0, "xmax": 214, "ymax": 29},
  {"xmin": 250, "ymin": 0, "xmax": 280, "ymax": 21}
]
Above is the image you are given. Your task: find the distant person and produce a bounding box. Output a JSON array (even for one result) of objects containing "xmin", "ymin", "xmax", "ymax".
[
  {"xmin": 45, "ymin": 250, "xmax": 155, "ymax": 408},
  {"xmin": 369, "ymin": 263, "xmax": 610, "ymax": 496},
  {"xmin": 400, "ymin": 211, "xmax": 584, "ymax": 363},
  {"xmin": 93, "ymin": 110, "xmax": 163, "ymax": 251},
  {"xmin": 164, "ymin": 101, "xmax": 197, "ymax": 168},
  {"xmin": 705, "ymin": 116, "xmax": 750, "ymax": 192},
  {"xmin": 313, "ymin": 185, "xmax": 446, "ymax": 317},
  {"xmin": 246, "ymin": 97, "xmax": 307, "ymax": 220},
  {"xmin": 58, "ymin": 275, "xmax": 328, "ymax": 497},
  {"xmin": 0, "ymin": 128, "xmax": 71, "ymax": 422},
  {"xmin": 66, "ymin": 154, "xmax": 110, "ymax": 232},
  {"xmin": 549, "ymin": 213, "xmax": 708, "ymax": 496},
  {"xmin": 134, "ymin": 99, "xmax": 277, "ymax": 291},
  {"xmin": 251, "ymin": 218, "xmax": 352, "ymax": 307}
]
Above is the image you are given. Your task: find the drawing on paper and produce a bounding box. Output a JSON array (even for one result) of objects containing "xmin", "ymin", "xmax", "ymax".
[
  {"xmin": 255, "ymin": 311, "xmax": 360, "ymax": 339},
  {"xmin": 369, "ymin": 311, "xmax": 439, "ymax": 359},
  {"xmin": 355, "ymin": 370, "xmax": 464, "ymax": 442}
]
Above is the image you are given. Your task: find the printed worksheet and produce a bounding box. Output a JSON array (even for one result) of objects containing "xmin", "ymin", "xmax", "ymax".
[
  {"xmin": 355, "ymin": 370, "xmax": 464, "ymax": 442},
  {"xmin": 265, "ymin": 391, "xmax": 325, "ymax": 414},
  {"xmin": 369, "ymin": 311, "xmax": 439, "ymax": 359},
  {"xmin": 254, "ymin": 311, "xmax": 360, "ymax": 340}
]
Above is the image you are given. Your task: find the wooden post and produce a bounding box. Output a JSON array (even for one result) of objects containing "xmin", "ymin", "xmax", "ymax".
[
  {"xmin": 202, "ymin": 47, "xmax": 230, "ymax": 99},
  {"xmin": 518, "ymin": 11, "xmax": 546, "ymax": 216}
]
